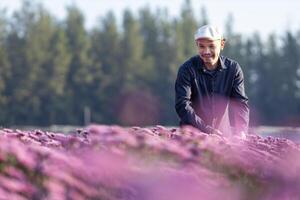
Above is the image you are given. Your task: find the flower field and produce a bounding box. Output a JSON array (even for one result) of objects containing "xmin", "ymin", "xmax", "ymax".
[{"xmin": 0, "ymin": 125, "xmax": 300, "ymax": 200}]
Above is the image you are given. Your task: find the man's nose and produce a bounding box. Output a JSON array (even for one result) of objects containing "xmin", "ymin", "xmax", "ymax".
[{"xmin": 203, "ymin": 48, "xmax": 210, "ymax": 54}]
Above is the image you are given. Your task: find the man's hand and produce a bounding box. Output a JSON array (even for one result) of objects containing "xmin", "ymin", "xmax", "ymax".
[
  {"xmin": 206, "ymin": 126, "xmax": 223, "ymax": 136},
  {"xmin": 230, "ymin": 127, "xmax": 247, "ymax": 139},
  {"xmin": 236, "ymin": 131, "xmax": 247, "ymax": 140},
  {"xmin": 211, "ymin": 128, "xmax": 223, "ymax": 136}
]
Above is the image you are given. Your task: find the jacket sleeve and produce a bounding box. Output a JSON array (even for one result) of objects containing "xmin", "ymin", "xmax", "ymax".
[
  {"xmin": 229, "ymin": 64, "xmax": 250, "ymax": 133},
  {"xmin": 175, "ymin": 66, "xmax": 211, "ymax": 133}
]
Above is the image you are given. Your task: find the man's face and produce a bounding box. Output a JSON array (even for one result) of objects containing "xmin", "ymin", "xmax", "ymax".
[{"xmin": 196, "ymin": 38, "xmax": 225, "ymax": 69}]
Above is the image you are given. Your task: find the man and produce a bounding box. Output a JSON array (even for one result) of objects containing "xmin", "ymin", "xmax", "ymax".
[{"xmin": 175, "ymin": 24, "xmax": 249, "ymax": 136}]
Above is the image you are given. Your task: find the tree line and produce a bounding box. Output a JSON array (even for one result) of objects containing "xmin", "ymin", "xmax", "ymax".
[{"xmin": 0, "ymin": 0, "xmax": 299, "ymax": 127}]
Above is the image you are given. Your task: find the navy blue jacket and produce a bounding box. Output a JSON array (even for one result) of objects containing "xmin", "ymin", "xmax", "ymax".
[{"xmin": 175, "ymin": 55, "xmax": 249, "ymax": 134}]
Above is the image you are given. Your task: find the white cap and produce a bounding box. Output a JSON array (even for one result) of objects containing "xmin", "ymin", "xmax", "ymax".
[{"xmin": 194, "ymin": 25, "xmax": 223, "ymax": 41}]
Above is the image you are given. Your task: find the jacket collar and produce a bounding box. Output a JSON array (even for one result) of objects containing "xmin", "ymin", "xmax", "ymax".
[
  {"xmin": 219, "ymin": 56, "xmax": 227, "ymax": 69},
  {"xmin": 197, "ymin": 55, "xmax": 227, "ymax": 73}
]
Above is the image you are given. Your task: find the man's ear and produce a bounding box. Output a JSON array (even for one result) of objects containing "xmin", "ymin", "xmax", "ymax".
[{"xmin": 220, "ymin": 39, "xmax": 226, "ymax": 50}]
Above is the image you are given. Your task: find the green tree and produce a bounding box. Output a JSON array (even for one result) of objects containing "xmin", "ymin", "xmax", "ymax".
[
  {"xmin": 45, "ymin": 25, "xmax": 71, "ymax": 125},
  {"xmin": 263, "ymin": 35, "xmax": 280, "ymax": 123},
  {"xmin": 139, "ymin": 7, "xmax": 159, "ymax": 59},
  {"xmin": 243, "ymin": 39, "xmax": 257, "ymax": 99},
  {"xmin": 223, "ymin": 14, "xmax": 244, "ymax": 63},
  {"xmin": 0, "ymin": 10, "xmax": 11, "ymax": 123},
  {"xmin": 174, "ymin": 0, "xmax": 198, "ymax": 64},
  {"xmin": 139, "ymin": 7, "xmax": 179, "ymax": 124},
  {"xmin": 120, "ymin": 10, "xmax": 154, "ymax": 91},
  {"xmin": 250, "ymin": 33, "xmax": 272, "ymax": 124},
  {"xmin": 23, "ymin": 6, "xmax": 58, "ymax": 124},
  {"xmin": 118, "ymin": 9, "xmax": 156, "ymax": 125},
  {"xmin": 279, "ymin": 31, "xmax": 300, "ymax": 124},
  {"xmin": 90, "ymin": 11, "xmax": 120, "ymax": 123},
  {"xmin": 199, "ymin": 6, "xmax": 209, "ymax": 25},
  {"xmin": 65, "ymin": 6, "xmax": 93, "ymax": 124},
  {"xmin": 5, "ymin": 1, "xmax": 48, "ymax": 125}
]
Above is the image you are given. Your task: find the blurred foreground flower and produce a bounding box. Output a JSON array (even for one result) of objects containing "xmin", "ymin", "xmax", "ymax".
[{"xmin": 0, "ymin": 125, "xmax": 299, "ymax": 199}]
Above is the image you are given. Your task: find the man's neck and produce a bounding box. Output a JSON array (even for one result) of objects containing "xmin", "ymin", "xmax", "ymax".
[{"xmin": 204, "ymin": 62, "xmax": 219, "ymax": 71}]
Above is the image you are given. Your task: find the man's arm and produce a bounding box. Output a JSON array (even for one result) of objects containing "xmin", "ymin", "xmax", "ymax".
[
  {"xmin": 175, "ymin": 66, "xmax": 214, "ymax": 134},
  {"xmin": 229, "ymin": 64, "xmax": 250, "ymax": 134}
]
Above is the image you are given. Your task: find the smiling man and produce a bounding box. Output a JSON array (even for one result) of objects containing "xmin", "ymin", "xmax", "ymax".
[{"xmin": 175, "ymin": 25, "xmax": 249, "ymax": 137}]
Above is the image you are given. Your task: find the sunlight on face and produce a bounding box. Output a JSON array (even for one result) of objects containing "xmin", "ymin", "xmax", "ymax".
[{"xmin": 196, "ymin": 39, "xmax": 225, "ymax": 69}]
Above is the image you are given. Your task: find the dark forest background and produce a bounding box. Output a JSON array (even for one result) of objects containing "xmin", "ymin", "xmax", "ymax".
[{"xmin": 0, "ymin": 0, "xmax": 299, "ymax": 127}]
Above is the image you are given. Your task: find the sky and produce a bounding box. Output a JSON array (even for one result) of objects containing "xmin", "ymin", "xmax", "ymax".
[{"xmin": 1, "ymin": 0, "xmax": 300, "ymax": 39}]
